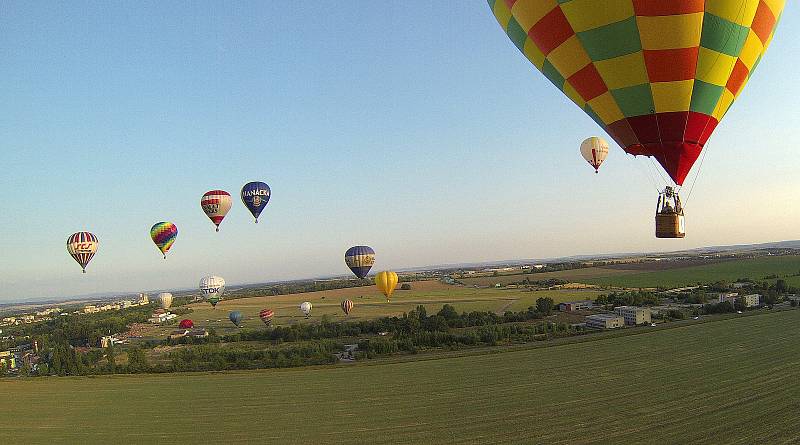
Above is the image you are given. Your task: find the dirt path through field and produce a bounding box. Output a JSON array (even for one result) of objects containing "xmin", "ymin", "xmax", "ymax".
[{"xmin": 496, "ymin": 299, "xmax": 517, "ymax": 314}]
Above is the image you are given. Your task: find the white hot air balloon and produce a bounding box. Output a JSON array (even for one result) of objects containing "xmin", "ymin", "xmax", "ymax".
[
  {"xmin": 299, "ymin": 301, "xmax": 312, "ymax": 319},
  {"xmin": 159, "ymin": 292, "xmax": 173, "ymax": 310},
  {"xmin": 580, "ymin": 137, "xmax": 609, "ymax": 173},
  {"xmin": 199, "ymin": 275, "xmax": 226, "ymax": 299}
]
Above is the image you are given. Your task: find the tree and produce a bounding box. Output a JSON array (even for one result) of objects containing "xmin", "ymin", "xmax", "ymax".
[
  {"xmin": 775, "ymin": 279, "xmax": 789, "ymax": 294},
  {"xmin": 106, "ymin": 344, "xmax": 116, "ymax": 373},
  {"xmin": 127, "ymin": 347, "xmax": 149, "ymax": 373},
  {"xmin": 536, "ymin": 297, "xmax": 554, "ymax": 315},
  {"xmin": 400, "ymin": 283, "xmax": 412, "ymax": 290}
]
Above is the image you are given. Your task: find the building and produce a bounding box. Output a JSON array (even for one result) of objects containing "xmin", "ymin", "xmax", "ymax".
[
  {"xmin": 740, "ymin": 294, "xmax": 761, "ymax": 308},
  {"xmin": 585, "ymin": 314, "xmax": 624, "ymax": 330},
  {"xmin": 188, "ymin": 329, "xmax": 209, "ymax": 338},
  {"xmin": 169, "ymin": 330, "xmax": 189, "ymax": 340},
  {"xmin": 83, "ymin": 305, "xmax": 99, "ymax": 314},
  {"xmin": 0, "ymin": 351, "xmax": 16, "ymax": 369},
  {"xmin": 558, "ymin": 300, "xmax": 594, "ymax": 312},
  {"xmin": 148, "ymin": 312, "xmax": 177, "ymax": 324},
  {"xmin": 717, "ymin": 292, "xmax": 739, "ymax": 305},
  {"xmin": 138, "ymin": 293, "xmax": 150, "ymax": 305},
  {"xmin": 614, "ymin": 306, "xmax": 652, "ymax": 325}
]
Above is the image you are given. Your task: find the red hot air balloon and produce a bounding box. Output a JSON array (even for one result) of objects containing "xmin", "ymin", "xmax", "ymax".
[
  {"xmin": 259, "ymin": 309, "xmax": 274, "ymax": 326},
  {"xmin": 201, "ymin": 190, "xmax": 232, "ymax": 232},
  {"xmin": 179, "ymin": 319, "xmax": 194, "ymax": 329}
]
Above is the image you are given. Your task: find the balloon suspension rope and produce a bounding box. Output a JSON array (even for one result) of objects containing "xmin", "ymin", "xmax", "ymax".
[{"xmin": 681, "ymin": 141, "xmax": 711, "ymax": 209}]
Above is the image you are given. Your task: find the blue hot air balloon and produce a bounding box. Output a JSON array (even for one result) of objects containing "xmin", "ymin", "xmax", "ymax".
[
  {"xmin": 229, "ymin": 311, "xmax": 243, "ymax": 327},
  {"xmin": 344, "ymin": 246, "xmax": 375, "ymax": 279},
  {"xmin": 240, "ymin": 181, "xmax": 271, "ymax": 223}
]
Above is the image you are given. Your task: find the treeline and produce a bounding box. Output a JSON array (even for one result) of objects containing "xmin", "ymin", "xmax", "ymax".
[
  {"xmin": 595, "ymin": 291, "xmax": 660, "ymax": 307},
  {"xmin": 14, "ymin": 306, "xmax": 152, "ymax": 347}
]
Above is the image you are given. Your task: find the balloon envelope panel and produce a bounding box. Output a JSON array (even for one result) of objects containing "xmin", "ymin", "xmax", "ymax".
[{"xmin": 488, "ymin": 0, "xmax": 785, "ymax": 185}]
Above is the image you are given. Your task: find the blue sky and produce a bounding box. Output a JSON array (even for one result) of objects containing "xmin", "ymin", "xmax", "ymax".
[{"xmin": 1, "ymin": 2, "xmax": 798, "ymax": 301}]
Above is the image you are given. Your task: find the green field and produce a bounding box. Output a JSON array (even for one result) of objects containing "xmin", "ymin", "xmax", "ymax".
[
  {"xmin": 582, "ymin": 256, "xmax": 800, "ymax": 288},
  {"xmin": 459, "ymin": 255, "xmax": 800, "ymax": 290},
  {"xmin": 5, "ymin": 310, "xmax": 800, "ymax": 444}
]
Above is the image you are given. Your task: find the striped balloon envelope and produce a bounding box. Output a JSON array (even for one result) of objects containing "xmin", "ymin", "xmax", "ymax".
[
  {"xmin": 67, "ymin": 232, "xmax": 99, "ymax": 273},
  {"xmin": 259, "ymin": 308, "xmax": 274, "ymax": 326},
  {"xmin": 488, "ymin": 0, "xmax": 786, "ymax": 185},
  {"xmin": 344, "ymin": 246, "xmax": 375, "ymax": 279},
  {"xmin": 150, "ymin": 222, "xmax": 178, "ymax": 259},
  {"xmin": 201, "ymin": 190, "xmax": 232, "ymax": 232},
  {"xmin": 341, "ymin": 299, "xmax": 354, "ymax": 315}
]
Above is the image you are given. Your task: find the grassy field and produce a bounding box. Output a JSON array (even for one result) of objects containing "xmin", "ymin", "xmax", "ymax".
[
  {"xmin": 3, "ymin": 310, "xmax": 800, "ymax": 444},
  {"xmin": 582, "ymin": 255, "xmax": 800, "ymax": 288},
  {"xmin": 459, "ymin": 255, "xmax": 800, "ymax": 290},
  {"xmin": 139, "ymin": 282, "xmax": 603, "ymax": 337}
]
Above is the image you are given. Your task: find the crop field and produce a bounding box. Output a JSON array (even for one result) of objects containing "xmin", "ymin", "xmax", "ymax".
[
  {"xmin": 458, "ymin": 255, "xmax": 800, "ymax": 290},
  {"xmin": 3, "ymin": 310, "xmax": 800, "ymax": 444},
  {"xmin": 582, "ymin": 255, "xmax": 800, "ymax": 288},
  {"xmin": 138, "ymin": 282, "xmax": 603, "ymax": 337}
]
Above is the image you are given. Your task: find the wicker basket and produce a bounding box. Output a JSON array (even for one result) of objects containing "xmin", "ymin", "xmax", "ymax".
[{"xmin": 655, "ymin": 212, "xmax": 685, "ymax": 238}]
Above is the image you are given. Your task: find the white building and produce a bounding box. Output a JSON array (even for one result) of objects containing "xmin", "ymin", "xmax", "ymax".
[
  {"xmin": 586, "ymin": 314, "xmax": 624, "ymax": 330},
  {"xmin": 740, "ymin": 294, "xmax": 761, "ymax": 308},
  {"xmin": 614, "ymin": 306, "xmax": 652, "ymax": 326}
]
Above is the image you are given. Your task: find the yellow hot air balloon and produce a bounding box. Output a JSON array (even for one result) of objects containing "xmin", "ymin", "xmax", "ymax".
[{"xmin": 375, "ymin": 271, "xmax": 398, "ymax": 302}]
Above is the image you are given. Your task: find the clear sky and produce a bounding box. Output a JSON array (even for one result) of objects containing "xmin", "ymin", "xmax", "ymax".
[{"xmin": 1, "ymin": 2, "xmax": 798, "ymax": 301}]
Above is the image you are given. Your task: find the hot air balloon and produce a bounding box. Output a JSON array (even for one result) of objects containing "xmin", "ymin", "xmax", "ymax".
[
  {"xmin": 488, "ymin": 0, "xmax": 785, "ymax": 236},
  {"xmin": 229, "ymin": 311, "xmax": 243, "ymax": 327},
  {"xmin": 345, "ymin": 246, "xmax": 375, "ymax": 279},
  {"xmin": 159, "ymin": 292, "xmax": 173, "ymax": 310},
  {"xmin": 341, "ymin": 299, "xmax": 354, "ymax": 316},
  {"xmin": 199, "ymin": 275, "xmax": 225, "ymax": 309},
  {"xmin": 67, "ymin": 232, "xmax": 98, "ymax": 273},
  {"xmin": 580, "ymin": 137, "xmax": 609, "ymax": 173},
  {"xmin": 150, "ymin": 222, "xmax": 178, "ymax": 259},
  {"xmin": 375, "ymin": 271, "xmax": 398, "ymax": 302},
  {"xmin": 299, "ymin": 301, "xmax": 312, "ymax": 319},
  {"xmin": 259, "ymin": 309, "xmax": 274, "ymax": 326},
  {"xmin": 179, "ymin": 319, "xmax": 194, "ymax": 329},
  {"xmin": 241, "ymin": 182, "xmax": 271, "ymax": 223},
  {"xmin": 201, "ymin": 190, "xmax": 232, "ymax": 232}
]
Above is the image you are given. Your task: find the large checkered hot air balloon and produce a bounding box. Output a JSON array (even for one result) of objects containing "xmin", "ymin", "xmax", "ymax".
[
  {"xmin": 67, "ymin": 232, "xmax": 98, "ymax": 273},
  {"xmin": 488, "ymin": 0, "xmax": 785, "ymax": 186},
  {"xmin": 201, "ymin": 190, "xmax": 232, "ymax": 232},
  {"xmin": 150, "ymin": 222, "xmax": 178, "ymax": 259}
]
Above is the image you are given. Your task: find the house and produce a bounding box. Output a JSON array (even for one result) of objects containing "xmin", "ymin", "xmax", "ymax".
[
  {"xmin": 0, "ymin": 351, "xmax": 16, "ymax": 369},
  {"xmin": 614, "ymin": 306, "xmax": 652, "ymax": 325},
  {"xmin": 169, "ymin": 330, "xmax": 189, "ymax": 340},
  {"xmin": 585, "ymin": 314, "xmax": 624, "ymax": 330},
  {"xmin": 188, "ymin": 329, "xmax": 208, "ymax": 338},
  {"xmin": 558, "ymin": 300, "xmax": 594, "ymax": 312},
  {"xmin": 716, "ymin": 293, "xmax": 739, "ymax": 304}
]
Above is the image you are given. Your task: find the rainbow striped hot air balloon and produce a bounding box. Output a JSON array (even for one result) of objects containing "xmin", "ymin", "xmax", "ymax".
[
  {"xmin": 488, "ymin": 0, "xmax": 786, "ymax": 186},
  {"xmin": 201, "ymin": 190, "xmax": 232, "ymax": 232},
  {"xmin": 67, "ymin": 232, "xmax": 98, "ymax": 273},
  {"xmin": 150, "ymin": 222, "xmax": 178, "ymax": 259}
]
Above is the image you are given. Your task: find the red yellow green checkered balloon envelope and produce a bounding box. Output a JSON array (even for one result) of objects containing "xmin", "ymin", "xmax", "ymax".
[{"xmin": 489, "ymin": 0, "xmax": 785, "ymax": 185}]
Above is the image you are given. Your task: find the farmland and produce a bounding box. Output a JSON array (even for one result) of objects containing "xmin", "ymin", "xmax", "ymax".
[
  {"xmin": 3, "ymin": 309, "xmax": 799, "ymax": 444},
  {"xmin": 458, "ymin": 255, "xmax": 800, "ymax": 289},
  {"xmin": 139, "ymin": 281, "xmax": 603, "ymax": 337}
]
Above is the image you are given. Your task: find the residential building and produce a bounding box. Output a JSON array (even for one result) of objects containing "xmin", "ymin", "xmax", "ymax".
[
  {"xmin": 83, "ymin": 305, "xmax": 99, "ymax": 314},
  {"xmin": 138, "ymin": 293, "xmax": 150, "ymax": 305},
  {"xmin": 585, "ymin": 314, "xmax": 624, "ymax": 330},
  {"xmin": 169, "ymin": 330, "xmax": 190, "ymax": 340},
  {"xmin": 740, "ymin": 294, "xmax": 761, "ymax": 308},
  {"xmin": 558, "ymin": 300, "xmax": 594, "ymax": 312},
  {"xmin": 717, "ymin": 293, "xmax": 739, "ymax": 305},
  {"xmin": 614, "ymin": 306, "xmax": 652, "ymax": 325}
]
